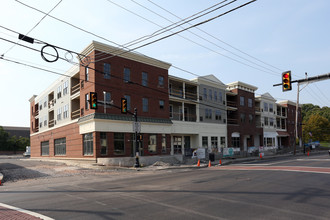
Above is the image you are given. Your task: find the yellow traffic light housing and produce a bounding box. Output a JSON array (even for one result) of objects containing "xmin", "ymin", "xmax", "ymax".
[
  {"xmin": 121, "ymin": 98, "xmax": 127, "ymax": 114},
  {"xmin": 90, "ymin": 92, "xmax": 98, "ymax": 109},
  {"xmin": 282, "ymin": 71, "xmax": 292, "ymax": 91}
]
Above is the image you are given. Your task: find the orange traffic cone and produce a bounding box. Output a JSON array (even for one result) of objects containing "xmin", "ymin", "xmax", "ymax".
[
  {"xmin": 208, "ymin": 160, "xmax": 212, "ymax": 167},
  {"xmin": 197, "ymin": 159, "xmax": 200, "ymax": 167},
  {"xmin": 307, "ymin": 151, "xmax": 310, "ymax": 156},
  {"xmin": 219, "ymin": 159, "xmax": 222, "ymax": 166}
]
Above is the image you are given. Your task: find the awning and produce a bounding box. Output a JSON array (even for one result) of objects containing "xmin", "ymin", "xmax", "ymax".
[{"xmin": 277, "ymin": 131, "xmax": 289, "ymax": 137}]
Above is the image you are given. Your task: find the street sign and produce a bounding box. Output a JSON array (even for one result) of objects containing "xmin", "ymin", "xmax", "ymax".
[{"xmin": 132, "ymin": 122, "xmax": 141, "ymax": 133}]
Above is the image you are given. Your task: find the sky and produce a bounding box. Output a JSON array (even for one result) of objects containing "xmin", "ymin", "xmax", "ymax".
[{"xmin": 0, "ymin": 0, "xmax": 329, "ymax": 127}]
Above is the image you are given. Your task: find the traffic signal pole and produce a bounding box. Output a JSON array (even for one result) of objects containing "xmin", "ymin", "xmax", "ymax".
[
  {"xmin": 134, "ymin": 108, "xmax": 140, "ymax": 168},
  {"xmin": 274, "ymin": 72, "xmax": 330, "ymax": 155}
]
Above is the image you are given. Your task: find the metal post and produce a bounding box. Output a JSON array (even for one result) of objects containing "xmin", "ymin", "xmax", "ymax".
[
  {"xmin": 294, "ymin": 82, "xmax": 300, "ymax": 155},
  {"xmin": 103, "ymin": 91, "xmax": 106, "ymax": 114},
  {"xmin": 134, "ymin": 108, "xmax": 140, "ymax": 168}
]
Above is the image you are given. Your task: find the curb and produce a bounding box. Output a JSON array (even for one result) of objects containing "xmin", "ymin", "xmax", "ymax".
[{"xmin": 0, "ymin": 172, "xmax": 3, "ymax": 185}]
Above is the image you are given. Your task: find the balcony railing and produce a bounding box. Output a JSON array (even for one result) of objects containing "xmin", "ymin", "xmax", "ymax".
[
  {"xmin": 48, "ymin": 99, "xmax": 56, "ymax": 109},
  {"xmin": 171, "ymin": 112, "xmax": 196, "ymax": 122},
  {"xmin": 169, "ymin": 88, "xmax": 197, "ymax": 101},
  {"xmin": 48, "ymin": 119, "xmax": 55, "ymax": 128},
  {"xmin": 227, "ymin": 101, "xmax": 237, "ymax": 108},
  {"xmin": 227, "ymin": 118, "xmax": 238, "ymax": 125},
  {"xmin": 71, "ymin": 109, "xmax": 80, "ymax": 120},
  {"xmin": 71, "ymin": 83, "xmax": 80, "ymax": 95}
]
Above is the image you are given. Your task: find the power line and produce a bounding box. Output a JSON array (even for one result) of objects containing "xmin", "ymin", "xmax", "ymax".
[
  {"xmin": 94, "ymin": 0, "xmax": 235, "ymax": 61},
  {"xmin": 2, "ymin": 0, "xmax": 62, "ymax": 56},
  {"xmin": 14, "ymin": 0, "xmax": 123, "ymax": 48},
  {"xmin": 146, "ymin": 0, "xmax": 284, "ymax": 73}
]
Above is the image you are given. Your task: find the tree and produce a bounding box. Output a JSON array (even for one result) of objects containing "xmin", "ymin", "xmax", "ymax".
[{"xmin": 303, "ymin": 114, "xmax": 330, "ymax": 143}]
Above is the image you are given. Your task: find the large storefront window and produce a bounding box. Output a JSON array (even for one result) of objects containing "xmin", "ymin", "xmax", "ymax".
[
  {"xmin": 41, "ymin": 141, "xmax": 49, "ymax": 156},
  {"xmin": 54, "ymin": 138, "xmax": 66, "ymax": 156},
  {"xmin": 114, "ymin": 133, "xmax": 125, "ymax": 155},
  {"xmin": 83, "ymin": 133, "xmax": 93, "ymax": 156},
  {"xmin": 148, "ymin": 134, "xmax": 157, "ymax": 153}
]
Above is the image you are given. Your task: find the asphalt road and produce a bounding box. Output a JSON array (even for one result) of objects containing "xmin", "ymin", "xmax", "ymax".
[{"xmin": 1, "ymin": 153, "xmax": 330, "ymax": 220}]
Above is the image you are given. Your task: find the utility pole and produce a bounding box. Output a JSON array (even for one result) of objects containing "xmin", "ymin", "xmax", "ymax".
[{"xmin": 274, "ymin": 72, "xmax": 330, "ymax": 155}]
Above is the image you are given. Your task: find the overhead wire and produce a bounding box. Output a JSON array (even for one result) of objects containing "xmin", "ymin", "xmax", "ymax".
[
  {"xmin": 146, "ymin": 0, "xmax": 284, "ymax": 73},
  {"xmin": 2, "ymin": 0, "xmax": 62, "ymax": 56},
  {"xmin": 130, "ymin": 0, "xmax": 280, "ymax": 75},
  {"xmin": 94, "ymin": 0, "xmax": 235, "ymax": 61}
]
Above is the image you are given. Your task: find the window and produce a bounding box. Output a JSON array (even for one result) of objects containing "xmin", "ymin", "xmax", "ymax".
[
  {"xmin": 202, "ymin": 136, "xmax": 208, "ymax": 148},
  {"xmin": 124, "ymin": 67, "xmax": 130, "ymax": 83},
  {"xmin": 100, "ymin": 132, "xmax": 107, "ymax": 155},
  {"xmin": 203, "ymin": 88, "xmax": 207, "ymax": 100},
  {"xmin": 124, "ymin": 95, "xmax": 130, "ymax": 111},
  {"xmin": 209, "ymin": 89, "xmax": 212, "ymax": 101},
  {"xmin": 159, "ymin": 100, "xmax": 164, "ymax": 110},
  {"xmin": 211, "ymin": 137, "xmax": 218, "ymax": 149},
  {"xmin": 43, "ymin": 97, "xmax": 47, "ymax": 108},
  {"xmin": 232, "ymin": 137, "xmax": 240, "ymax": 148},
  {"xmin": 270, "ymin": 117, "xmax": 274, "ymax": 126},
  {"xmin": 240, "ymin": 96, "xmax": 245, "ymax": 106},
  {"xmin": 162, "ymin": 134, "xmax": 166, "ymax": 153},
  {"xmin": 220, "ymin": 137, "xmax": 226, "ymax": 148},
  {"xmin": 215, "ymin": 110, "xmax": 222, "ymax": 120},
  {"xmin": 57, "ymin": 107, "xmax": 62, "ymax": 121},
  {"xmin": 240, "ymin": 113, "xmax": 245, "ymax": 123},
  {"xmin": 219, "ymin": 91, "xmax": 223, "ymax": 103},
  {"xmin": 57, "ymin": 85, "xmax": 62, "ymax": 99},
  {"xmin": 39, "ymin": 121, "xmax": 42, "ymax": 128},
  {"xmin": 264, "ymin": 137, "xmax": 274, "ymax": 147},
  {"xmin": 85, "ymin": 67, "xmax": 89, "ymax": 81},
  {"xmin": 85, "ymin": 93, "xmax": 89, "ymax": 110},
  {"xmin": 169, "ymin": 105, "xmax": 173, "ymax": 118},
  {"xmin": 148, "ymin": 134, "xmax": 157, "ymax": 153},
  {"xmin": 264, "ymin": 117, "xmax": 269, "ymax": 126},
  {"xmin": 39, "ymin": 102, "xmax": 42, "ymax": 111},
  {"xmin": 205, "ymin": 109, "xmax": 212, "ymax": 119},
  {"xmin": 158, "ymin": 76, "xmax": 164, "ymax": 87},
  {"xmin": 142, "ymin": 98, "xmax": 148, "ymax": 112},
  {"xmin": 114, "ymin": 133, "xmax": 125, "ymax": 155},
  {"xmin": 214, "ymin": 91, "xmax": 217, "ymax": 101},
  {"xmin": 264, "ymin": 102, "xmax": 268, "ymax": 112},
  {"xmin": 104, "ymin": 63, "xmax": 111, "ymax": 79},
  {"xmin": 173, "ymin": 136, "xmax": 182, "ymax": 154},
  {"xmin": 83, "ymin": 133, "xmax": 93, "ymax": 156},
  {"xmin": 248, "ymin": 98, "xmax": 252, "ymax": 108},
  {"xmin": 142, "ymin": 72, "xmax": 148, "ymax": 86},
  {"xmin": 63, "ymin": 81, "xmax": 68, "ymax": 96},
  {"xmin": 269, "ymin": 104, "xmax": 274, "ymax": 113},
  {"xmin": 105, "ymin": 92, "xmax": 111, "ymax": 105},
  {"xmin": 44, "ymin": 115, "xmax": 47, "ymax": 127},
  {"xmin": 249, "ymin": 114, "xmax": 253, "ymax": 123},
  {"xmin": 63, "ymin": 104, "xmax": 69, "ymax": 119},
  {"xmin": 41, "ymin": 141, "xmax": 49, "ymax": 156},
  {"xmin": 54, "ymin": 138, "xmax": 66, "ymax": 156}
]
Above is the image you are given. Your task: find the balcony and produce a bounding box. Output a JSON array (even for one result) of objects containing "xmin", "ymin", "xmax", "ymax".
[
  {"xmin": 227, "ymin": 118, "xmax": 238, "ymax": 125},
  {"xmin": 71, "ymin": 109, "xmax": 80, "ymax": 120}
]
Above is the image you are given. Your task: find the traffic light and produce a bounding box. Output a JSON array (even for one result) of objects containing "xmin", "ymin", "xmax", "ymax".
[
  {"xmin": 137, "ymin": 134, "xmax": 143, "ymax": 141},
  {"xmin": 282, "ymin": 71, "xmax": 292, "ymax": 91},
  {"xmin": 90, "ymin": 92, "xmax": 98, "ymax": 109},
  {"xmin": 121, "ymin": 98, "xmax": 127, "ymax": 114}
]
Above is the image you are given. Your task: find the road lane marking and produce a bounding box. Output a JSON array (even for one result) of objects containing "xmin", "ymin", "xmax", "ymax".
[
  {"xmin": 0, "ymin": 202, "xmax": 54, "ymax": 220},
  {"xmin": 215, "ymin": 166, "xmax": 330, "ymax": 174}
]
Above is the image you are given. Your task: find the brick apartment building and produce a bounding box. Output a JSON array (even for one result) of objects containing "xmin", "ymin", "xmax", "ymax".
[
  {"xmin": 226, "ymin": 81, "xmax": 263, "ymax": 154},
  {"xmin": 29, "ymin": 41, "xmax": 302, "ymax": 165}
]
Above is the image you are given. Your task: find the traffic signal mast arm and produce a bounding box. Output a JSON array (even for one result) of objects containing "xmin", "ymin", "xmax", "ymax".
[
  {"xmin": 94, "ymin": 100, "xmax": 136, "ymax": 116},
  {"xmin": 273, "ymin": 72, "xmax": 330, "ymax": 87}
]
